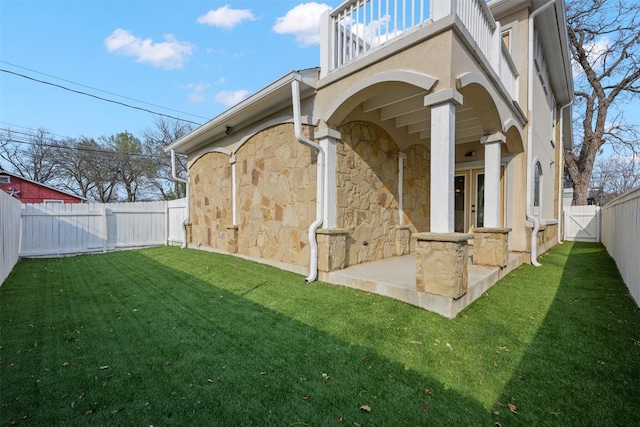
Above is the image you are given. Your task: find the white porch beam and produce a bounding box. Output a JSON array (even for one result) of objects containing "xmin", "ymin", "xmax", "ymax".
[
  {"xmin": 481, "ymin": 132, "xmax": 506, "ymax": 228},
  {"xmin": 363, "ymin": 89, "xmax": 427, "ymax": 113},
  {"xmin": 379, "ymin": 94, "xmax": 426, "ymax": 121},
  {"xmin": 425, "ymin": 89, "xmax": 463, "ymax": 233}
]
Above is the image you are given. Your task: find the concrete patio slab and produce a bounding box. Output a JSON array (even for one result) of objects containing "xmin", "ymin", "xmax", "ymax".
[{"xmin": 319, "ymin": 252, "xmax": 526, "ymax": 318}]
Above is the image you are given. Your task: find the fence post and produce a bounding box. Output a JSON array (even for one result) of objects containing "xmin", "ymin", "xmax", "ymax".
[
  {"xmin": 164, "ymin": 201, "xmax": 169, "ymax": 246},
  {"xmin": 102, "ymin": 206, "xmax": 108, "ymax": 253}
]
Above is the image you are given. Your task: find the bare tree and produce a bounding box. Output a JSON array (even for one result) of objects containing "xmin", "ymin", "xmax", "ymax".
[
  {"xmin": 565, "ymin": 0, "xmax": 640, "ymax": 205},
  {"xmin": 54, "ymin": 137, "xmax": 101, "ymax": 199},
  {"xmin": 85, "ymin": 144, "xmax": 119, "ymax": 203},
  {"xmin": 592, "ymin": 154, "xmax": 640, "ymax": 198},
  {"xmin": 101, "ymin": 132, "xmax": 156, "ymax": 202},
  {"xmin": 141, "ymin": 117, "xmax": 192, "ymax": 200},
  {"xmin": 0, "ymin": 127, "xmax": 60, "ymax": 183}
]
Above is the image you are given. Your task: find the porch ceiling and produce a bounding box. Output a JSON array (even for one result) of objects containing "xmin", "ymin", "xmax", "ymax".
[{"xmin": 361, "ymin": 87, "xmax": 485, "ymax": 145}]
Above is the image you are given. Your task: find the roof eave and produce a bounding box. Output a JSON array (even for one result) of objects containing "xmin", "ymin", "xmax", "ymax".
[{"xmin": 165, "ymin": 68, "xmax": 320, "ymax": 155}]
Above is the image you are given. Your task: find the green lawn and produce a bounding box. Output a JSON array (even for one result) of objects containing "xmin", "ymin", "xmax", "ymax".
[{"xmin": 1, "ymin": 242, "xmax": 638, "ymax": 426}]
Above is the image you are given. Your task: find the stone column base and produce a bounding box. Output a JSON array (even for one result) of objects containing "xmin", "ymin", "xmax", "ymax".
[
  {"xmin": 472, "ymin": 227, "xmax": 511, "ymax": 267},
  {"xmin": 185, "ymin": 222, "xmax": 193, "ymax": 245},
  {"xmin": 394, "ymin": 225, "xmax": 412, "ymax": 256},
  {"xmin": 226, "ymin": 225, "xmax": 238, "ymax": 253},
  {"xmin": 414, "ymin": 232, "xmax": 472, "ymax": 299},
  {"xmin": 317, "ymin": 228, "xmax": 349, "ymax": 272}
]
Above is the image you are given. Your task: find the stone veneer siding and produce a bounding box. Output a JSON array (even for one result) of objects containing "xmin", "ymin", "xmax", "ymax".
[
  {"xmin": 402, "ymin": 144, "xmax": 430, "ymax": 232},
  {"xmin": 336, "ymin": 121, "xmax": 403, "ymax": 266},
  {"xmin": 235, "ymin": 123, "xmax": 316, "ymax": 266},
  {"xmin": 189, "ymin": 152, "xmax": 232, "ymax": 250}
]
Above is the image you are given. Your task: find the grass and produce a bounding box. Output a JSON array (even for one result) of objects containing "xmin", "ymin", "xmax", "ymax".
[{"xmin": 1, "ymin": 242, "xmax": 638, "ymax": 426}]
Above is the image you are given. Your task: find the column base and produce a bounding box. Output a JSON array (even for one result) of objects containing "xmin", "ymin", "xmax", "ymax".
[
  {"xmin": 394, "ymin": 225, "xmax": 412, "ymax": 256},
  {"xmin": 414, "ymin": 232, "xmax": 472, "ymax": 299},
  {"xmin": 185, "ymin": 222, "xmax": 193, "ymax": 245},
  {"xmin": 472, "ymin": 227, "xmax": 511, "ymax": 267},
  {"xmin": 226, "ymin": 225, "xmax": 238, "ymax": 253},
  {"xmin": 317, "ymin": 228, "xmax": 349, "ymax": 272}
]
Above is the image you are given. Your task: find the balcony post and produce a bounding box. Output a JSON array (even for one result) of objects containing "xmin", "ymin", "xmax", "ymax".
[
  {"xmin": 319, "ymin": 10, "xmax": 331, "ymax": 78},
  {"xmin": 432, "ymin": 0, "xmax": 456, "ymax": 21},
  {"xmin": 491, "ymin": 21, "xmax": 502, "ymax": 75}
]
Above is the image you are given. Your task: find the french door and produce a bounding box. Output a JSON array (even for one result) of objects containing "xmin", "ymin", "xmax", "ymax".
[{"xmin": 454, "ymin": 168, "xmax": 503, "ymax": 233}]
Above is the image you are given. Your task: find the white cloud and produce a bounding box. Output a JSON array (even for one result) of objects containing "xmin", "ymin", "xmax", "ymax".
[
  {"xmin": 197, "ymin": 5, "xmax": 256, "ymax": 29},
  {"xmin": 273, "ymin": 2, "xmax": 332, "ymax": 46},
  {"xmin": 105, "ymin": 28, "xmax": 194, "ymax": 69},
  {"xmin": 184, "ymin": 83, "xmax": 211, "ymax": 103},
  {"xmin": 215, "ymin": 90, "xmax": 249, "ymax": 107},
  {"xmin": 572, "ymin": 36, "xmax": 611, "ymax": 78}
]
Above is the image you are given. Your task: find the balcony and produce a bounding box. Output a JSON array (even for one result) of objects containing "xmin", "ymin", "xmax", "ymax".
[{"xmin": 319, "ymin": 0, "xmax": 519, "ymax": 102}]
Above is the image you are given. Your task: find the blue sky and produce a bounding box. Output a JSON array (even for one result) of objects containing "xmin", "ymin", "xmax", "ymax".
[
  {"xmin": 1, "ymin": 0, "xmax": 638, "ymax": 152},
  {"xmin": 0, "ymin": 1, "xmax": 336, "ymax": 141}
]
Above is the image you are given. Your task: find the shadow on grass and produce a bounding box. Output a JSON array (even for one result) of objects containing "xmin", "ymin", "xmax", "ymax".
[
  {"xmin": 2, "ymin": 249, "xmax": 490, "ymax": 426},
  {"xmin": 495, "ymin": 242, "xmax": 640, "ymax": 426}
]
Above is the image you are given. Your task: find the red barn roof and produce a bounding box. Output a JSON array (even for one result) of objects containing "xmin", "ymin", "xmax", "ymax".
[{"xmin": 0, "ymin": 170, "xmax": 85, "ymax": 204}]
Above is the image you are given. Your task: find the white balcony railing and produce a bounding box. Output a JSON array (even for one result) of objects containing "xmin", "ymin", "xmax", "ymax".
[
  {"xmin": 320, "ymin": 0, "xmax": 519, "ymax": 101},
  {"xmin": 321, "ymin": 0, "xmax": 430, "ymax": 72}
]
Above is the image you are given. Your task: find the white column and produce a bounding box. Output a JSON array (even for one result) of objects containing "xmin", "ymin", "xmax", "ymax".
[
  {"xmin": 425, "ymin": 89, "xmax": 463, "ymax": 233},
  {"xmin": 481, "ymin": 132, "xmax": 505, "ymax": 228},
  {"xmin": 398, "ymin": 152, "xmax": 406, "ymax": 225},
  {"xmin": 316, "ymin": 127, "xmax": 341, "ymax": 229}
]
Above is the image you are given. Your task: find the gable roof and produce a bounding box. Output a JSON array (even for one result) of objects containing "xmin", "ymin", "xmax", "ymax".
[
  {"xmin": 165, "ymin": 68, "xmax": 319, "ymax": 155},
  {"xmin": 0, "ymin": 169, "xmax": 86, "ymax": 201}
]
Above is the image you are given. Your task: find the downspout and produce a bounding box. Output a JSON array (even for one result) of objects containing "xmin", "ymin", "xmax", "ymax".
[
  {"xmin": 557, "ymin": 100, "xmax": 573, "ymax": 244},
  {"xmin": 171, "ymin": 149, "xmax": 189, "ymax": 249},
  {"xmin": 526, "ymin": 0, "xmax": 556, "ymax": 266},
  {"xmin": 291, "ymin": 78, "xmax": 325, "ymax": 283},
  {"xmin": 230, "ymin": 155, "xmax": 237, "ymax": 225}
]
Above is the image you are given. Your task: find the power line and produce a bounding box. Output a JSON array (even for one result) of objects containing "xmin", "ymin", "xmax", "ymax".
[
  {"xmin": 0, "ymin": 121, "xmax": 73, "ymax": 141},
  {"xmin": 0, "ymin": 60, "xmax": 210, "ymax": 121},
  {"xmin": 1, "ymin": 69, "xmax": 203, "ymax": 126},
  {"xmin": 1, "ymin": 130, "xmax": 159, "ymax": 159}
]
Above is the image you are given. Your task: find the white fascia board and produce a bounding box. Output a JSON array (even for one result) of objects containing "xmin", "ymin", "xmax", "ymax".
[
  {"xmin": 165, "ymin": 68, "xmax": 319, "ymax": 154},
  {"xmin": 536, "ymin": 1, "xmax": 574, "ymax": 105}
]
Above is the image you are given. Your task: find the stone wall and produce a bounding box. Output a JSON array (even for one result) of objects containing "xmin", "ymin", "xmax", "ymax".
[
  {"xmin": 402, "ymin": 144, "xmax": 430, "ymax": 232},
  {"xmin": 189, "ymin": 152, "xmax": 232, "ymax": 250},
  {"xmin": 235, "ymin": 123, "xmax": 316, "ymax": 266},
  {"xmin": 336, "ymin": 121, "xmax": 402, "ymax": 266}
]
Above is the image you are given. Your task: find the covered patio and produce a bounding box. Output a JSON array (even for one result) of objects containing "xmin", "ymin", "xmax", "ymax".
[{"xmin": 320, "ymin": 248, "xmax": 525, "ymax": 318}]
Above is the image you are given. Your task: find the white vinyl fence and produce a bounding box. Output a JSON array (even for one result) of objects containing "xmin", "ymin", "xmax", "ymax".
[
  {"xmin": 0, "ymin": 191, "xmax": 22, "ymax": 285},
  {"xmin": 167, "ymin": 198, "xmax": 187, "ymax": 245},
  {"xmin": 601, "ymin": 187, "xmax": 640, "ymax": 306},
  {"xmin": 563, "ymin": 205, "xmax": 602, "ymax": 242},
  {"xmin": 20, "ymin": 199, "xmax": 187, "ymax": 257}
]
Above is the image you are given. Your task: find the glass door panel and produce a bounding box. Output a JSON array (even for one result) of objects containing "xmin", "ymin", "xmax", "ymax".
[
  {"xmin": 454, "ymin": 174, "xmax": 467, "ymax": 233},
  {"xmin": 475, "ymin": 172, "xmax": 485, "ymax": 228}
]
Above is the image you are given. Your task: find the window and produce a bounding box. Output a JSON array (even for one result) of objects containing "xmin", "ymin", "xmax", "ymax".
[
  {"xmin": 44, "ymin": 199, "xmax": 64, "ymax": 205},
  {"xmin": 533, "ymin": 162, "xmax": 543, "ymax": 217},
  {"xmin": 0, "ymin": 175, "xmax": 10, "ymax": 183},
  {"xmin": 502, "ymin": 29, "xmax": 511, "ymax": 52}
]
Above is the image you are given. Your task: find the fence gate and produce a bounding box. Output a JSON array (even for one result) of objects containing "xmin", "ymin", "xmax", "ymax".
[{"xmin": 563, "ymin": 205, "xmax": 602, "ymax": 242}]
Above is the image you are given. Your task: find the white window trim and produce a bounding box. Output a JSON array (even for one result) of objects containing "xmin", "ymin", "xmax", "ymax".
[
  {"xmin": 0, "ymin": 175, "xmax": 10, "ymax": 184},
  {"xmin": 44, "ymin": 199, "xmax": 64, "ymax": 204}
]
